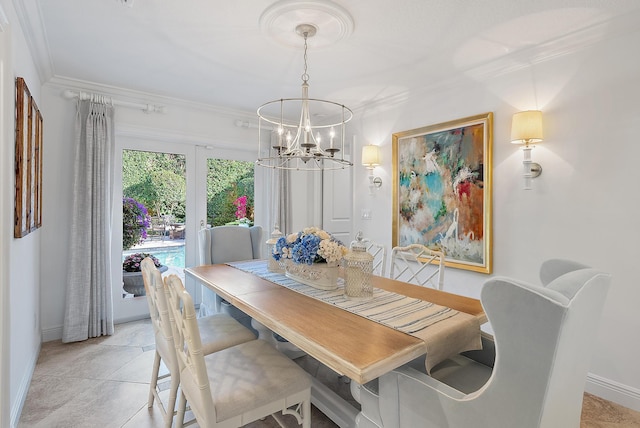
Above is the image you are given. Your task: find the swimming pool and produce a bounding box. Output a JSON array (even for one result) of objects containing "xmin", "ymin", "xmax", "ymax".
[{"xmin": 123, "ymin": 245, "xmax": 185, "ymax": 268}]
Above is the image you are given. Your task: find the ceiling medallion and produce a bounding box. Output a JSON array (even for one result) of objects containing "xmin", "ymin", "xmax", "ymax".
[{"xmin": 259, "ymin": 0, "xmax": 354, "ymax": 48}]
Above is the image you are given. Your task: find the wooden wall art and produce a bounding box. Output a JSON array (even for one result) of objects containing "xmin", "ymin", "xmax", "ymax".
[{"xmin": 14, "ymin": 77, "xmax": 43, "ymax": 238}]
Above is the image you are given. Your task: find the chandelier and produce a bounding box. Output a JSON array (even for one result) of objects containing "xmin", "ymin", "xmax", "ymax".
[{"xmin": 256, "ymin": 24, "xmax": 353, "ymax": 171}]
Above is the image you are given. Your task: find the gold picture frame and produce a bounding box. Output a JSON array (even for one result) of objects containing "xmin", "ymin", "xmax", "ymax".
[
  {"xmin": 392, "ymin": 112, "xmax": 493, "ymax": 274},
  {"xmin": 14, "ymin": 77, "xmax": 43, "ymax": 238}
]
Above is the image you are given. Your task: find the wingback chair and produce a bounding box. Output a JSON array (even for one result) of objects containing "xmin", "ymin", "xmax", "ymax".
[
  {"xmin": 197, "ymin": 225, "xmax": 262, "ymax": 330},
  {"xmin": 352, "ymin": 259, "xmax": 611, "ymax": 428}
]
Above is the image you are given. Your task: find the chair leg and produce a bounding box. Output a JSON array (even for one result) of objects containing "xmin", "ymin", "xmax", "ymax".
[
  {"xmin": 304, "ymin": 398, "xmax": 312, "ymax": 428},
  {"xmin": 174, "ymin": 391, "xmax": 187, "ymax": 428},
  {"xmin": 148, "ymin": 351, "xmax": 161, "ymax": 408},
  {"xmin": 164, "ymin": 374, "xmax": 180, "ymax": 428}
]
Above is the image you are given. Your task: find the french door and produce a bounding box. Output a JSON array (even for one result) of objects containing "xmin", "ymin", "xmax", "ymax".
[
  {"xmin": 112, "ymin": 137, "xmax": 265, "ymax": 322},
  {"xmin": 111, "ymin": 131, "xmax": 347, "ymax": 322},
  {"xmin": 112, "ymin": 137, "xmax": 197, "ymax": 322}
]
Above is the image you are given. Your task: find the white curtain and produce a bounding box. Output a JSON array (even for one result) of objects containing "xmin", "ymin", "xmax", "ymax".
[
  {"xmin": 275, "ymin": 169, "xmax": 292, "ymax": 234},
  {"xmin": 62, "ymin": 98, "xmax": 115, "ymax": 342}
]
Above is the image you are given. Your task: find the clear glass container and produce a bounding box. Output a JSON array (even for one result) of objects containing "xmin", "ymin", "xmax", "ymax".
[
  {"xmin": 344, "ymin": 235, "xmax": 373, "ymax": 299},
  {"xmin": 266, "ymin": 224, "xmax": 284, "ymax": 273}
]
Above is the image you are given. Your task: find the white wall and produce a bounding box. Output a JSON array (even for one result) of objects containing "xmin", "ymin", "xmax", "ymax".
[
  {"xmin": 352, "ymin": 30, "xmax": 640, "ymax": 410},
  {"xmin": 1, "ymin": 0, "xmax": 44, "ymax": 425},
  {"xmin": 0, "ymin": 5, "xmax": 12, "ymax": 426}
]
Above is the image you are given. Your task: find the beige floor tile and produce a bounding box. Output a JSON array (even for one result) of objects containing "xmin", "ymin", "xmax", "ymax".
[
  {"xmin": 19, "ymin": 379, "xmax": 148, "ymax": 428},
  {"xmin": 107, "ymin": 348, "xmax": 162, "ymax": 384},
  {"xmin": 18, "ymin": 375, "xmax": 99, "ymax": 426},
  {"xmin": 48, "ymin": 344, "xmax": 144, "ymax": 380}
]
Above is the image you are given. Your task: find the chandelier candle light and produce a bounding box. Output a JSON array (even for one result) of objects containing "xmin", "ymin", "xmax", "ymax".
[{"xmin": 257, "ymin": 24, "xmax": 353, "ymax": 171}]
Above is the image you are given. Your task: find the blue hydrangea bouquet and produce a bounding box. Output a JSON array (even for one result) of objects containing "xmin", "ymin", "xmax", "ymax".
[{"xmin": 272, "ymin": 226, "xmax": 347, "ymax": 266}]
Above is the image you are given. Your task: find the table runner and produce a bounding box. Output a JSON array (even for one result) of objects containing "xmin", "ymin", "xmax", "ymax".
[{"xmin": 228, "ymin": 260, "xmax": 481, "ymax": 373}]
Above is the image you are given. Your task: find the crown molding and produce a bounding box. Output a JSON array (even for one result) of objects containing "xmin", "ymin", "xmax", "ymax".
[
  {"xmin": 28, "ymin": 3, "xmax": 640, "ymax": 123},
  {"xmin": 115, "ymin": 124, "xmax": 256, "ymax": 153},
  {"xmin": 461, "ymin": 12, "xmax": 640, "ymax": 83},
  {"xmin": 0, "ymin": 4, "xmax": 8, "ymax": 32},
  {"xmin": 46, "ymin": 76, "xmax": 257, "ymax": 121},
  {"xmin": 354, "ymin": 10, "xmax": 640, "ymax": 118},
  {"xmin": 12, "ymin": 0, "xmax": 53, "ymax": 83}
]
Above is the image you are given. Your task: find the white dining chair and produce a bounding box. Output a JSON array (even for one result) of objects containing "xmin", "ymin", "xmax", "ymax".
[
  {"xmin": 140, "ymin": 258, "xmax": 256, "ymax": 428},
  {"xmin": 164, "ymin": 274, "xmax": 312, "ymax": 428},
  {"xmin": 390, "ymin": 243, "xmax": 445, "ymax": 289}
]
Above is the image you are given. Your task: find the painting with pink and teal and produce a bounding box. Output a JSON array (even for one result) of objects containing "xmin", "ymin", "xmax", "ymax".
[{"xmin": 397, "ymin": 123, "xmax": 485, "ymax": 265}]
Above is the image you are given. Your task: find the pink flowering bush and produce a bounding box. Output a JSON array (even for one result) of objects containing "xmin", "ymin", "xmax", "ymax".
[
  {"xmin": 234, "ymin": 195, "xmax": 248, "ymax": 219},
  {"xmin": 227, "ymin": 195, "xmax": 253, "ymax": 226}
]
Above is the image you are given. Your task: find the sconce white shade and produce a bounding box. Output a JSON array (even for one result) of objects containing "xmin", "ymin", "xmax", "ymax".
[
  {"xmin": 362, "ymin": 145, "xmax": 381, "ymax": 169},
  {"xmin": 511, "ymin": 110, "xmax": 543, "ymax": 144}
]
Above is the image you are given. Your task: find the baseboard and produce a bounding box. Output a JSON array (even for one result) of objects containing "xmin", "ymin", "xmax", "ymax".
[
  {"xmin": 42, "ymin": 325, "xmax": 63, "ymax": 342},
  {"xmin": 10, "ymin": 341, "xmax": 40, "ymax": 428},
  {"xmin": 42, "ymin": 316, "xmax": 150, "ymax": 343},
  {"xmin": 586, "ymin": 372, "xmax": 640, "ymax": 412}
]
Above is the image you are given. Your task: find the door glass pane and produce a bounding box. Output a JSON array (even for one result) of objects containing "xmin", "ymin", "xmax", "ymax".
[
  {"xmin": 206, "ymin": 159, "xmax": 255, "ymax": 227},
  {"xmin": 121, "ymin": 149, "xmax": 186, "ymax": 299}
]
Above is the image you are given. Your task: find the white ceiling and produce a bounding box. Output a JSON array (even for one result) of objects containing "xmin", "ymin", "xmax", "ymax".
[{"xmin": 15, "ymin": 0, "xmax": 640, "ymax": 114}]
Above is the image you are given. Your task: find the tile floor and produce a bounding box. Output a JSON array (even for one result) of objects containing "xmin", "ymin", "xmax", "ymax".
[
  {"xmin": 18, "ymin": 319, "xmax": 640, "ymax": 427},
  {"xmin": 18, "ymin": 319, "xmax": 340, "ymax": 428}
]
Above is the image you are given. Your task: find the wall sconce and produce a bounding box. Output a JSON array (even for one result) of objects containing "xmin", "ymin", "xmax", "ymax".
[
  {"xmin": 362, "ymin": 145, "xmax": 382, "ymax": 192},
  {"xmin": 511, "ymin": 110, "xmax": 543, "ymax": 190}
]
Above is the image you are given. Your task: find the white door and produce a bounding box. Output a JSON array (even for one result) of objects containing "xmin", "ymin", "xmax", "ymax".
[
  {"xmin": 193, "ymin": 146, "xmax": 267, "ymax": 309},
  {"xmin": 322, "ymin": 145, "xmax": 354, "ymax": 245},
  {"xmin": 112, "ymin": 137, "xmax": 197, "ymax": 322}
]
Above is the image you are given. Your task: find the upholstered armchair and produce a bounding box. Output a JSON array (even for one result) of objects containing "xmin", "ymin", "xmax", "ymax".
[
  {"xmin": 197, "ymin": 225, "xmax": 262, "ymax": 325},
  {"xmin": 352, "ymin": 259, "xmax": 611, "ymax": 428}
]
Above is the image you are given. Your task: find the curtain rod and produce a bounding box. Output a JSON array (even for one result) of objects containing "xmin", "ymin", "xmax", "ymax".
[{"xmin": 63, "ymin": 89, "xmax": 166, "ymax": 114}]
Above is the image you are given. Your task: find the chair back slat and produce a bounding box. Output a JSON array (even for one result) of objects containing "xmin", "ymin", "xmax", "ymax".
[
  {"xmin": 390, "ymin": 244, "xmax": 445, "ymax": 290},
  {"xmin": 164, "ymin": 274, "xmax": 217, "ymax": 422},
  {"xmin": 367, "ymin": 242, "xmax": 388, "ymax": 277},
  {"xmin": 141, "ymin": 258, "xmax": 173, "ymax": 342},
  {"xmin": 350, "ymin": 233, "xmax": 388, "ymax": 277}
]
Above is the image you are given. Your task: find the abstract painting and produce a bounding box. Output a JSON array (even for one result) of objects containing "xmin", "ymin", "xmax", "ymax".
[{"xmin": 392, "ymin": 113, "xmax": 492, "ymax": 273}]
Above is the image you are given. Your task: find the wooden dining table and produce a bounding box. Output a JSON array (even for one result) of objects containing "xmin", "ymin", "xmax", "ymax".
[
  {"xmin": 185, "ymin": 262, "xmax": 487, "ymax": 427},
  {"xmin": 186, "ymin": 262, "xmax": 486, "ymax": 382}
]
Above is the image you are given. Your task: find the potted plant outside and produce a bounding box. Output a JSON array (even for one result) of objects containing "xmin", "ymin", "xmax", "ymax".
[
  {"xmin": 122, "ymin": 197, "xmax": 164, "ymax": 296},
  {"xmin": 122, "ymin": 253, "xmax": 167, "ymax": 296}
]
